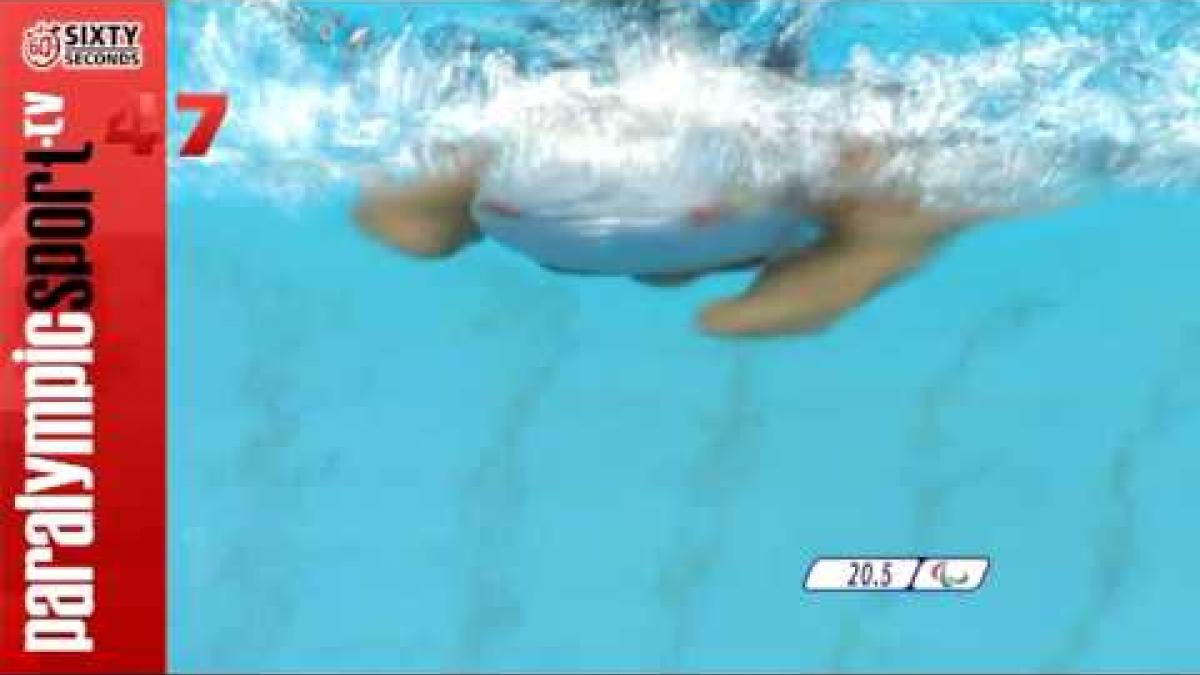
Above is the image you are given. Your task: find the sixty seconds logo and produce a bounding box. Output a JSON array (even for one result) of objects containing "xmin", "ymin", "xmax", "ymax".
[{"xmin": 22, "ymin": 20, "xmax": 143, "ymax": 71}]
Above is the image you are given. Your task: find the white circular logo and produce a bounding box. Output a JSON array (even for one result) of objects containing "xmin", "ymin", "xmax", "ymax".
[{"xmin": 22, "ymin": 22, "xmax": 62, "ymax": 71}]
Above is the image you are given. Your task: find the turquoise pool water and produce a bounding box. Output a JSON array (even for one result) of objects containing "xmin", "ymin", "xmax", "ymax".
[{"xmin": 167, "ymin": 2, "xmax": 1200, "ymax": 672}]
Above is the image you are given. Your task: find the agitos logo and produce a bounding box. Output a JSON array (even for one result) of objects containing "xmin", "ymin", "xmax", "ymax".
[{"xmin": 21, "ymin": 20, "xmax": 143, "ymax": 71}]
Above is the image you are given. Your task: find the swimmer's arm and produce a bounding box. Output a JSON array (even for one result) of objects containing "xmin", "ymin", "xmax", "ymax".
[
  {"xmin": 354, "ymin": 169, "xmax": 483, "ymax": 259},
  {"xmin": 699, "ymin": 192, "xmax": 1027, "ymax": 336},
  {"xmin": 698, "ymin": 205, "xmax": 939, "ymax": 336}
]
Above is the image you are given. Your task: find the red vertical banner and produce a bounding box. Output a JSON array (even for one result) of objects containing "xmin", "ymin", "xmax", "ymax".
[{"xmin": 0, "ymin": 2, "xmax": 165, "ymax": 673}]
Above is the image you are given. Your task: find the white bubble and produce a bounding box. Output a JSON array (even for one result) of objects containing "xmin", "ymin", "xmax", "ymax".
[{"xmin": 169, "ymin": 0, "xmax": 1200, "ymax": 211}]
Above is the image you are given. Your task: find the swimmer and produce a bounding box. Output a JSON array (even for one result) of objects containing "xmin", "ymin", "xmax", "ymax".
[{"xmin": 355, "ymin": 139, "xmax": 1024, "ymax": 338}]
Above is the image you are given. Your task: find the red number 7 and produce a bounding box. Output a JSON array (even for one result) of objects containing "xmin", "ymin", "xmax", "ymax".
[{"xmin": 176, "ymin": 93, "xmax": 228, "ymax": 157}]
